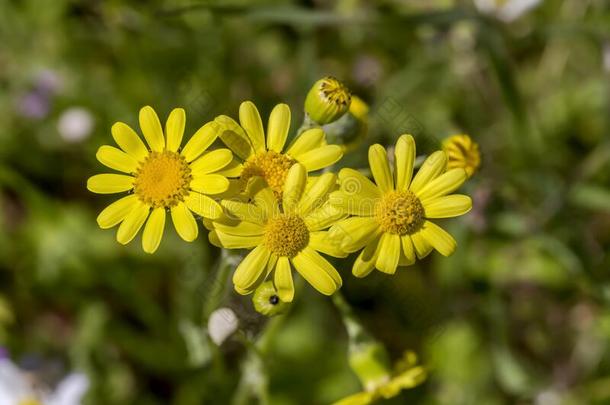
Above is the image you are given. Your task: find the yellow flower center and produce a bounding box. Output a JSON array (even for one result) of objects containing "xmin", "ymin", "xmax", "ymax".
[
  {"xmin": 375, "ymin": 191, "xmax": 424, "ymax": 235},
  {"xmin": 320, "ymin": 77, "xmax": 351, "ymax": 108},
  {"xmin": 264, "ymin": 214, "xmax": 309, "ymax": 257},
  {"xmin": 241, "ymin": 151, "xmax": 294, "ymax": 196},
  {"xmin": 133, "ymin": 151, "xmax": 192, "ymax": 208}
]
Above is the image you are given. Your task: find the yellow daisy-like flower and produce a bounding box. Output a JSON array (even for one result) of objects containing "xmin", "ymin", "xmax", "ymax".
[
  {"xmin": 442, "ymin": 133, "xmax": 481, "ymax": 177},
  {"xmin": 214, "ymin": 101, "xmax": 344, "ymax": 197},
  {"xmin": 334, "ymin": 351, "xmax": 426, "ymax": 405},
  {"xmin": 209, "ymin": 163, "xmax": 345, "ymax": 301},
  {"xmin": 87, "ymin": 106, "xmax": 232, "ymax": 253},
  {"xmin": 329, "ymin": 134, "xmax": 472, "ymax": 276}
]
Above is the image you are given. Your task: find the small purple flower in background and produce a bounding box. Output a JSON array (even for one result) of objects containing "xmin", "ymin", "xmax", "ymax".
[
  {"xmin": 0, "ymin": 358, "xmax": 88, "ymax": 405},
  {"xmin": 17, "ymin": 93, "xmax": 50, "ymax": 120},
  {"xmin": 15, "ymin": 70, "xmax": 63, "ymax": 120},
  {"xmin": 57, "ymin": 107, "xmax": 95, "ymax": 143}
]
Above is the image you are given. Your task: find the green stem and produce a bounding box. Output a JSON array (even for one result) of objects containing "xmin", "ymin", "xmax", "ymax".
[{"xmin": 202, "ymin": 249, "xmax": 240, "ymax": 323}]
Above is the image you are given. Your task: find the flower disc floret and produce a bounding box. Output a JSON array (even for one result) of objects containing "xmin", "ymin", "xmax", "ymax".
[
  {"xmin": 264, "ymin": 214, "xmax": 309, "ymax": 257},
  {"xmin": 375, "ymin": 191, "xmax": 424, "ymax": 235},
  {"xmin": 133, "ymin": 151, "xmax": 192, "ymax": 208}
]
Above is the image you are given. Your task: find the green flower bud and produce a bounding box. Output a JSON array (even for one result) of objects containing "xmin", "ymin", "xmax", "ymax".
[
  {"xmin": 252, "ymin": 281, "xmax": 289, "ymax": 316},
  {"xmin": 304, "ymin": 76, "xmax": 352, "ymax": 125}
]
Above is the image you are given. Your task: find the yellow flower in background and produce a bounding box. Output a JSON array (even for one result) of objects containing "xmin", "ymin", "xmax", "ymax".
[
  {"xmin": 323, "ymin": 95, "xmax": 370, "ymax": 152},
  {"xmin": 87, "ymin": 106, "xmax": 232, "ymax": 253},
  {"xmin": 329, "ymin": 134, "xmax": 472, "ymax": 276},
  {"xmin": 334, "ymin": 351, "xmax": 426, "ymax": 405},
  {"xmin": 442, "ymin": 133, "xmax": 481, "ymax": 177},
  {"xmin": 210, "ymin": 163, "xmax": 345, "ymax": 301},
  {"xmin": 214, "ymin": 101, "xmax": 344, "ymax": 197}
]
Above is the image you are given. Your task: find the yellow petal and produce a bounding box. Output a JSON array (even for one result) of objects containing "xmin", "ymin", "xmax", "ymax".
[
  {"xmin": 185, "ymin": 192, "xmax": 222, "ymax": 219},
  {"xmin": 383, "ymin": 366, "xmax": 427, "ymax": 395},
  {"xmin": 96, "ymin": 145, "xmax": 138, "ymax": 173},
  {"xmin": 138, "ymin": 106, "xmax": 164, "ymax": 152},
  {"xmin": 423, "ymin": 195, "xmax": 472, "ymax": 218},
  {"xmin": 212, "ymin": 219, "xmax": 264, "ymax": 236},
  {"xmin": 295, "ymin": 145, "xmax": 343, "ymax": 172},
  {"xmin": 239, "ymin": 101, "xmax": 266, "ymax": 153},
  {"xmin": 267, "ymin": 103, "xmax": 291, "ymax": 152},
  {"xmin": 352, "ymin": 235, "xmax": 382, "ymax": 278},
  {"xmin": 368, "ymin": 144, "xmax": 393, "ymax": 192},
  {"xmin": 190, "ymin": 174, "xmax": 230, "ymax": 195},
  {"xmin": 233, "ymin": 245, "xmax": 271, "ymax": 292},
  {"xmin": 375, "ymin": 233, "xmax": 400, "ymax": 274},
  {"xmin": 96, "ymin": 195, "xmax": 139, "ymax": 229},
  {"xmin": 332, "ymin": 391, "xmax": 375, "ymax": 405},
  {"xmin": 190, "ymin": 149, "xmax": 233, "ymax": 176},
  {"xmin": 338, "ymin": 168, "xmax": 381, "ymax": 199},
  {"xmin": 286, "ymin": 128, "xmax": 325, "ymax": 157},
  {"xmin": 111, "ymin": 122, "xmax": 148, "ymax": 161},
  {"xmin": 274, "ymin": 257, "xmax": 294, "ymax": 302},
  {"xmin": 417, "ymin": 168, "xmax": 468, "ymax": 201},
  {"xmin": 215, "ymin": 115, "xmax": 254, "ymax": 160},
  {"xmin": 420, "ymin": 221, "xmax": 457, "ymax": 256},
  {"xmin": 250, "ymin": 178, "xmax": 280, "ymax": 222},
  {"xmin": 410, "ymin": 230, "xmax": 433, "ymax": 259},
  {"xmin": 87, "ymin": 174, "xmax": 133, "ymax": 194},
  {"xmin": 116, "ymin": 201, "xmax": 149, "ymax": 245},
  {"xmin": 409, "ymin": 151, "xmax": 447, "ymax": 194},
  {"xmin": 181, "ymin": 121, "xmax": 220, "ymax": 162},
  {"xmin": 165, "ymin": 108, "xmax": 186, "ymax": 152},
  {"xmin": 215, "ymin": 158, "xmax": 243, "ymax": 177},
  {"xmin": 213, "ymin": 230, "xmax": 263, "ymax": 249},
  {"xmin": 395, "ymin": 134, "xmax": 416, "ymax": 191},
  {"xmin": 221, "ymin": 200, "xmax": 265, "ymax": 224},
  {"xmin": 291, "ymin": 247, "xmax": 341, "ymax": 295},
  {"xmin": 329, "ymin": 190, "xmax": 377, "ymax": 217},
  {"xmin": 298, "ymin": 172, "xmax": 336, "ymax": 216},
  {"xmin": 329, "ymin": 217, "xmax": 380, "ymax": 252},
  {"xmin": 283, "ymin": 163, "xmax": 307, "ymax": 214},
  {"xmin": 142, "ymin": 207, "xmax": 166, "ymax": 254},
  {"xmin": 309, "ymin": 231, "xmax": 348, "ymax": 258},
  {"xmin": 304, "ymin": 202, "xmax": 347, "ymax": 231},
  {"xmin": 170, "ymin": 202, "xmax": 198, "ymax": 242},
  {"xmin": 401, "ymin": 234, "xmax": 416, "ymax": 265}
]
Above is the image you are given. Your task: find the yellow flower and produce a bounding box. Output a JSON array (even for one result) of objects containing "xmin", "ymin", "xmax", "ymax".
[
  {"xmin": 209, "ymin": 163, "xmax": 346, "ymax": 301},
  {"xmin": 334, "ymin": 351, "xmax": 426, "ymax": 405},
  {"xmin": 442, "ymin": 133, "xmax": 481, "ymax": 177},
  {"xmin": 329, "ymin": 134, "xmax": 472, "ymax": 276},
  {"xmin": 214, "ymin": 101, "xmax": 344, "ymax": 197},
  {"xmin": 87, "ymin": 106, "xmax": 233, "ymax": 253},
  {"xmin": 324, "ymin": 95, "xmax": 370, "ymax": 152},
  {"xmin": 305, "ymin": 76, "xmax": 352, "ymax": 124}
]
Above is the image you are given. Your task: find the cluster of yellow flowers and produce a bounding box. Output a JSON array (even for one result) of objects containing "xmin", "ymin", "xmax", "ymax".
[{"xmin": 87, "ymin": 77, "xmax": 480, "ymax": 304}]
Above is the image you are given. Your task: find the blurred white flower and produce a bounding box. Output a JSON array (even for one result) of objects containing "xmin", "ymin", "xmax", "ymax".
[
  {"xmin": 0, "ymin": 359, "xmax": 88, "ymax": 405},
  {"xmin": 57, "ymin": 107, "xmax": 94, "ymax": 143},
  {"xmin": 474, "ymin": 0, "xmax": 542, "ymax": 22},
  {"xmin": 207, "ymin": 307, "xmax": 239, "ymax": 346}
]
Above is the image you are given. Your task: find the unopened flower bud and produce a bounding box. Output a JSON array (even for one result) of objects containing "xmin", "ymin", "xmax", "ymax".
[{"xmin": 305, "ymin": 77, "xmax": 352, "ymax": 125}]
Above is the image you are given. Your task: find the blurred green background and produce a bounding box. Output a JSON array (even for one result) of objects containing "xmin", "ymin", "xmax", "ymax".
[{"xmin": 2, "ymin": 0, "xmax": 610, "ymax": 403}]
